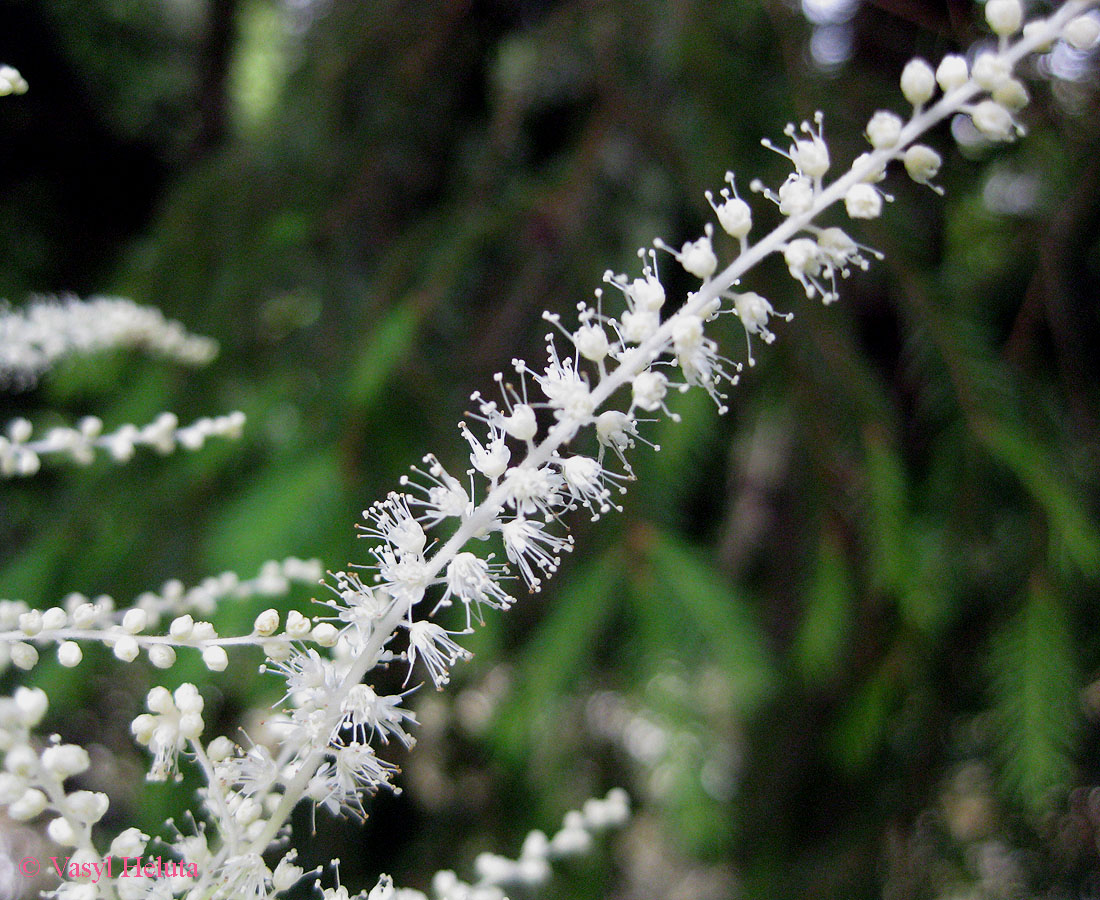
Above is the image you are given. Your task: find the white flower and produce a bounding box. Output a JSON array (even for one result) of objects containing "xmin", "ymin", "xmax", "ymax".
[
  {"xmin": 405, "ymin": 621, "xmax": 471, "ymax": 688},
  {"xmin": 865, "ymin": 111, "xmax": 903, "ymax": 150},
  {"xmin": 731, "ymin": 291, "xmax": 792, "ymax": 365},
  {"xmin": 574, "ymin": 322, "xmax": 610, "ymax": 362},
  {"xmin": 705, "ymin": 172, "xmax": 753, "ymax": 240},
  {"xmin": 631, "ymin": 370, "xmax": 668, "ymax": 413},
  {"xmin": 501, "ymin": 516, "xmax": 573, "ymax": 591},
  {"xmin": 535, "ymin": 340, "xmax": 594, "ymax": 425},
  {"xmin": 339, "ymin": 683, "xmax": 418, "ymax": 748},
  {"xmin": 663, "ymin": 224, "xmax": 718, "ymax": 280},
  {"xmin": 459, "ymin": 421, "xmax": 510, "ymax": 480},
  {"xmin": 594, "ymin": 410, "xmax": 641, "ymax": 473},
  {"xmin": 556, "ymin": 454, "xmax": 625, "ymax": 520},
  {"xmin": 993, "ymin": 78, "xmax": 1028, "ymax": 112},
  {"xmin": 844, "ymin": 183, "xmax": 883, "ymax": 220},
  {"xmin": 501, "ymin": 464, "xmax": 563, "ymax": 517},
  {"xmin": 620, "ymin": 306, "xmax": 661, "ymax": 344},
  {"xmin": 401, "ymin": 454, "xmax": 471, "ymax": 525},
  {"xmin": 904, "ymin": 144, "xmax": 943, "ymax": 187},
  {"xmin": 359, "ymin": 493, "xmax": 427, "ymax": 557},
  {"xmin": 437, "ymin": 552, "xmax": 514, "ymax": 626},
  {"xmin": 777, "ymin": 175, "xmax": 814, "ymax": 217}
]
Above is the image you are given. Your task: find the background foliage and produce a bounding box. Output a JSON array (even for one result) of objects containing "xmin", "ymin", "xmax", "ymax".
[{"xmin": 2, "ymin": 1, "xmax": 1100, "ymax": 898}]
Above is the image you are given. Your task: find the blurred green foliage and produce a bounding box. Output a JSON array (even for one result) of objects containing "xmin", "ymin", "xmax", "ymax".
[{"xmin": 2, "ymin": 1, "xmax": 1100, "ymax": 898}]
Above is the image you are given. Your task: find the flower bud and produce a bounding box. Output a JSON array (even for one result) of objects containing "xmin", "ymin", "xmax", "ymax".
[
  {"xmin": 936, "ymin": 55, "xmax": 969, "ymax": 92},
  {"xmin": 901, "ymin": 58, "xmax": 936, "ymax": 106},
  {"xmin": 985, "ymin": 0, "xmax": 1022, "ymax": 37}
]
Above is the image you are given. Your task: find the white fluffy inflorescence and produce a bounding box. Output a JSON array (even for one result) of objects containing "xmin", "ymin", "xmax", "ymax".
[
  {"xmin": 0, "ymin": 410, "xmax": 247, "ymax": 477},
  {"xmin": 0, "ymin": 2, "xmax": 1096, "ymax": 899},
  {"xmin": 0, "ymin": 64, "xmax": 27, "ymax": 96},
  {"xmin": 0, "ymin": 295, "xmax": 218, "ymax": 390}
]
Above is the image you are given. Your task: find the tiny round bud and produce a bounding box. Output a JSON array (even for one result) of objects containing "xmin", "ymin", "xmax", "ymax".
[
  {"xmin": 66, "ymin": 790, "xmax": 109, "ymax": 824},
  {"xmin": 70, "ymin": 603, "xmax": 98, "ymax": 629},
  {"xmin": 131, "ymin": 714, "xmax": 157, "ymax": 745},
  {"xmin": 312, "ymin": 623, "xmax": 339, "ymax": 647},
  {"xmin": 173, "ymin": 683, "xmax": 203, "ymax": 714},
  {"xmin": 207, "ymin": 736, "xmax": 236, "ymax": 762},
  {"xmin": 112, "ymin": 635, "xmax": 140, "ymax": 663},
  {"xmin": 40, "ymin": 607, "xmax": 67, "ymax": 632},
  {"xmin": 178, "ymin": 712, "xmax": 204, "ymax": 741},
  {"xmin": 993, "ymin": 78, "xmax": 1029, "ymax": 113},
  {"xmin": 9, "ymin": 787, "xmax": 47, "ymax": 821},
  {"xmin": 146, "ymin": 686, "xmax": 174, "ymax": 714},
  {"xmin": 14, "ymin": 687, "xmax": 48, "ymax": 725},
  {"xmin": 110, "ymin": 828, "xmax": 149, "ymax": 859},
  {"xmin": 936, "ymin": 54, "xmax": 969, "ymax": 92},
  {"xmin": 844, "ymin": 183, "xmax": 883, "ymax": 219},
  {"xmin": 122, "ymin": 608, "xmax": 148, "ymax": 634},
  {"xmin": 866, "ymin": 111, "xmax": 903, "ymax": 150},
  {"xmin": 971, "ymin": 100, "xmax": 1014, "ymax": 140},
  {"xmin": 48, "ymin": 815, "xmax": 79, "ymax": 846},
  {"xmin": 41, "ymin": 744, "xmax": 90, "ymax": 778},
  {"xmin": 202, "ymin": 645, "xmax": 229, "ymax": 672},
  {"xmin": 253, "ymin": 608, "xmax": 280, "ymax": 637},
  {"xmin": 8, "ymin": 418, "xmax": 32, "ymax": 443},
  {"xmin": 148, "ymin": 644, "xmax": 177, "ymax": 669},
  {"xmin": 11, "ymin": 642, "xmax": 39, "ymax": 670},
  {"xmin": 5, "ymin": 745, "xmax": 39, "ymax": 777},
  {"xmin": 57, "ymin": 641, "xmax": 83, "ymax": 668},
  {"xmin": 901, "ymin": 58, "xmax": 936, "ymax": 106},
  {"xmin": 1065, "ymin": 15, "xmax": 1100, "ymax": 50},
  {"xmin": 191, "ymin": 621, "xmax": 217, "ymax": 642},
  {"xmin": 263, "ymin": 640, "xmax": 292, "ymax": 662},
  {"xmin": 904, "ymin": 144, "xmax": 942, "ymax": 185},
  {"xmin": 972, "ymin": 52, "xmax": 1011, "ymax": 91},
  {"xmin": 985, "ymin": 0, "xmax": 1022, "ymax": 37},
  {"xmin": 285, "ymin": 610, "xmax": 311, "ymax": 638},
  {"xmin": 169, "ymin": 614, "xmax": 195, "ymax": 640},
  {"xmin": 18, "ymin": 610, "xmax": 42, "ymax": 637},
  {"xmin": 1023, "ymin": 20, "xmax": 1056, "ymax": 52}
]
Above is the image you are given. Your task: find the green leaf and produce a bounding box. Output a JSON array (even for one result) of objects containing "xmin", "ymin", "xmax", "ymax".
[
  {"xmin": 489, "ymin": 550, "xmax": 625, "ymax": 763},
  {"xmin": 346, "ymin": 298, "xmax": 424, "ymax": 409},
  {"xmin": 828, "ymin": 660, "xmax": 900, "ymax": 771},
  {"xmin": 201, "ymin": 449, "xmax": 343, "ymax": 572},
  {"xmin": 648, "ymin": 529, "xmax": 776, "ymax": 712},
  {"xmin": 979, "ymin": 420, "xmax": 1100, "ymax": 576},
  {"xmin": 990, "ymin": 582, "xmax": 1079, "ymax": 815},
  {"xmin": 863, "ymin": 429, "xmax": 909, "ymax": 594},
  {"xmin": 793, "ymin": 529, "xmax": 853, "ymax": 684}
]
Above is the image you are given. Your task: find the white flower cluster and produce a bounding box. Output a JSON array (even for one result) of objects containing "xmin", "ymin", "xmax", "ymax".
[
  {"xmin": 0, "ymin": 64, "xmax": 27, "ymax": 96},
  {"xmin": 0, "ymin": 689, "xmax": 119, "ymax": 871},
  {"xmin": 0, "ymin": 557, "xmax": 322, "ymax": 674},
  {"xmin": 1, "ymin": 2, "xmax": 1096, "ymax": 898},
  {"xmin": 360, "ymin": 789, "xmax": 630, "ymax": 900},
  {"xmin": 0, "ymin": 295, "xmax": 218, "ymax": 390},
  {"xmin": 0, "ymin": 410, "xmax": 246, "ymax": 477}
]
